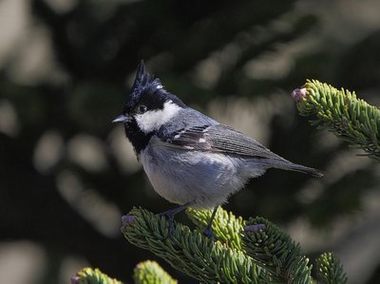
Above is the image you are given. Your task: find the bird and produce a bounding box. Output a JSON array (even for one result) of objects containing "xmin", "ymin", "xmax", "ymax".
[{"xmin": 113, "ymin": 61, "xmax": 322, "ymax": 237}]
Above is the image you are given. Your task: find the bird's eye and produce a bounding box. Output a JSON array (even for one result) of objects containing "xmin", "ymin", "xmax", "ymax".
[{"xmin": 136, "ymin": 105, "xmax": 148, "ymax": 114}]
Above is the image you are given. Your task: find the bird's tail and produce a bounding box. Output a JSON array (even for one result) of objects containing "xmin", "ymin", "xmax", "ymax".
[{"xmin": 272, "ymin": 160, "xmax": 323, "ymax": 178}]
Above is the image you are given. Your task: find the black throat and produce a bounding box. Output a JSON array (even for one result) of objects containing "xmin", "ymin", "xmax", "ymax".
[{"xmin": 124, "ymin": 120, "xmax": 153, "ymax": 154}]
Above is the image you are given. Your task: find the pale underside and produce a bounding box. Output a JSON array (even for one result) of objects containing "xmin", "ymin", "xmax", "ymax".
[{"xmin": 139, "ymin": 137, "xmax": 267, "ymax": 208}]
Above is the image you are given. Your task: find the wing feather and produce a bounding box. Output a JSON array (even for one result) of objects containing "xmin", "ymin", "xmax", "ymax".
[{"xmin": 159, "ymin": 124, "xmax": 285, "ymax": 161}]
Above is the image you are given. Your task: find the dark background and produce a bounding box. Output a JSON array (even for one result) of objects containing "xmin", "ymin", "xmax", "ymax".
[{"xmin": 0, "ymin": 0, "xmax": 379, "ymax": 283}]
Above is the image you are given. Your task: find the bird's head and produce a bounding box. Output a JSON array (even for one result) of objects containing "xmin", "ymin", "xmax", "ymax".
[{"xmin": 113, "ymin": 61, "xmax": 186, "ymax": 152}]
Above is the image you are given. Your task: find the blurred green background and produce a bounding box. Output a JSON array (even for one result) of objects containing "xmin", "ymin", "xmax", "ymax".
[{"xmin": 0, "ymin": 0, "xmax": 379, "ymax": 283}]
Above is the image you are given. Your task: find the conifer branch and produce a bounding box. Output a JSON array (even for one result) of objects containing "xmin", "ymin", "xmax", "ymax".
[
  {"xmin": 243, "ymin": 217, "xmax": 312, "ymax": 284},
  {"xmin": 292, "ymin": 80, "xmax": 380, "ymax": 158},
  {"xmin": 119, "ymin": 207, "xmax": 348, "ymax": 284},
  {"xmin": 133, "ymin": 260, "xmax": 177, "ymax": 284},
  {"xmin": 188, "ymin": 208, "xmax": 313, "ymax": 283},
  {"xmin": 186, "ymin": 207, "xmax": 245, "ymax": 250},
  {"xmin": 71, "ymin": 267, "xmax": 122, "ymax": 284},
  {"xmin": 316, "ymin": 252, "xmax": 348, "ymax": 284},
  {"xmin": 121, "ymin": 207, "xmax": 271, "ymax": 283}
]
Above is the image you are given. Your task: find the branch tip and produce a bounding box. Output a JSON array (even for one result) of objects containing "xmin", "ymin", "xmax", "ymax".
[
  {"xmin": 70, "ymin": 276, "xmax": 80, "ymax": 284},
  {"xmin": 291, "ymin": 87, "xmax": 307, "ymax": 102},
  {"xmin": 244, "ymin": 224, "xmax": 266, "ymax": 233},
  {"xmin": 121, "ymin": 214, "xmax": 136, "ymax": 227}
]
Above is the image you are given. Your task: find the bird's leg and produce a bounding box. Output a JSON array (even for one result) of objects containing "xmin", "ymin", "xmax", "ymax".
[
  {"xmin": 203, "ymin": 207, "xmax": 218, "ymax": 239},
  {"xmin": 159, "ymin": 203, "xmax": 191, "ymax": 237}
]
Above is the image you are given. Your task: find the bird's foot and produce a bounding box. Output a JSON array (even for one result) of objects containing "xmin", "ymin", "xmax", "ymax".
[
  {"xmin": 202, "ymin": 207, "xmax": 219, "ymax": 239},
  {"xmin": 202, "ymin": 227, "xmax": 215, "ymax": 240},
  {"xmin": 159, "ymin": 211, "xmax": 176, "ymax": 237},
  {"xmin": 158, "ymin": 204, "xmax": 189, "ymax": 238}
]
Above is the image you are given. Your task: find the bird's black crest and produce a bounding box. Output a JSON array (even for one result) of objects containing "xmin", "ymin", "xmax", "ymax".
[
  {"xmin": 125, "ymin": 61, "xmax": 163, "ymax": 109},
  {"xmin": 124, "ymin": 61, "xmax": 186, "ymax": 112}
]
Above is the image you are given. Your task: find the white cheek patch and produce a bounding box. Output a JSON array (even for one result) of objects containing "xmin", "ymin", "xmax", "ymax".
[{"xmin": 135, "ymin": 101, "xmax": 182, "ymax": 133}]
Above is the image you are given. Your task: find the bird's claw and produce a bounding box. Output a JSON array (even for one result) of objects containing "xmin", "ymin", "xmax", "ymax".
[
  {"xmin": 158, "ymin": 204, "xmax": 190, "ymax": 238},
  {"xmin": 202, "ymin": 227, "xmax": 215, "ymax": 239},
  {"xmin": 158, "ymin": 211, "xmax": 176, "ymax": 238}
]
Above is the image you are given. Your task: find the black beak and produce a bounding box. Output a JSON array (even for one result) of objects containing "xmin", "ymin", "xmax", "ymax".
[{"xmin": 112, "ymin": 114, "xmax": 130, "ymax": 124}]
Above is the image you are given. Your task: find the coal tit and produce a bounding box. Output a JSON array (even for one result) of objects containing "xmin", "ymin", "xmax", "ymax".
[{"xmin": 113, "ymin": 61, "xmax": 322, "ymax": 236}]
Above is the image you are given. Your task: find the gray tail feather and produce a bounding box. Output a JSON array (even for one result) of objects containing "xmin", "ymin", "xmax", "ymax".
[{"xmin": 276, "ymin": 162, "xmax": 323, "ymax": 178}]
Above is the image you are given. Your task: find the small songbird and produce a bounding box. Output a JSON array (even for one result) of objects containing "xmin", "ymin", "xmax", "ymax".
[{"xmin": 113, "ymin": 61, "xmax": 322, "ymax": 236}]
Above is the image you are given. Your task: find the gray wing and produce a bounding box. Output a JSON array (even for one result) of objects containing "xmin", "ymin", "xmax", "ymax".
[
  {"xmin": 158, "ymin": 123, "xmax": 323, "ymax": 177},
  {"xmin": 159, "ymin": 124, "xmax": 285, "ymax": 161}
]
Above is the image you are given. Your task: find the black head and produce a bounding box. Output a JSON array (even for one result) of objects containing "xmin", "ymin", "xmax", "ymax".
[
  {"xmin": 113, "ymin": 61, "xmax": 186, "ymax": 154},
  {"xmin": 124, "ymin": 61, "xmax": 185, "ymax": 113}
]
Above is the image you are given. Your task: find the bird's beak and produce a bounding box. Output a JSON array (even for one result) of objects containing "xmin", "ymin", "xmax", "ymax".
[{"xmin": 112, "ymin": 114, "xmax": 130, "ymax": 124}]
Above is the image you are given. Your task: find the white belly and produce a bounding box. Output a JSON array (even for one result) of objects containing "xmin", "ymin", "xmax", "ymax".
[{"xmin": 139, "ymin": 138, "xmax": 249, "ymax": 208}]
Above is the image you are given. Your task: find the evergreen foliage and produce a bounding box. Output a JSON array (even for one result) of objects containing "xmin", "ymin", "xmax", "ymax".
[
  {"xmin": 121, "ymin": 207, "xmax": 270, "ymax": 283},
  {"xmin": 74, "ymin": 206, "xmax": 349, "ymax": 283},
  {"xmin": 119, "ymin": 206, "xmax": 348, "ymax": 283},
  {"xmin": 186, "ymin": 207, "xmax": 245, "ymax": 250},
  {"xmin": 71, "ymin": 268, "xmax": 122, "ymax": 284},
  {"xmin": 133, "ymin": 260, "xmax": 177, "ymax": 284},
  {"xmin": 316, "ymin": 252, "xmax": 348, "ymax": 284},
  {"xmin": 292, "ymin": 80, "xmax": 380, "ymax": 158},
  {"xmin": 243, "ymin": 217, "xmax": 312, "ymax": 284}
]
